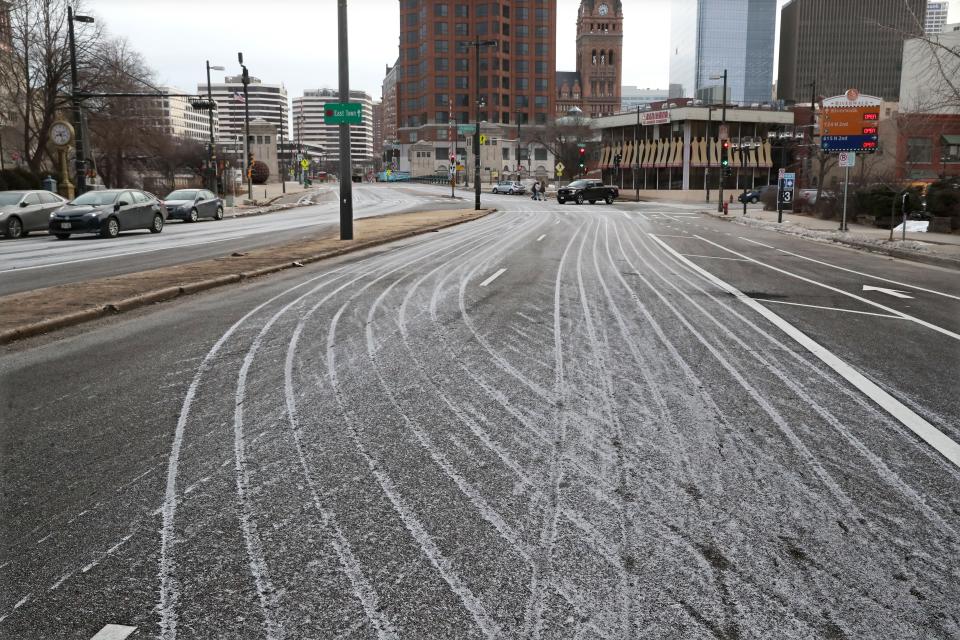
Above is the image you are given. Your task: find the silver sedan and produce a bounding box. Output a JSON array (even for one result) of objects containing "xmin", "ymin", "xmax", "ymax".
[{"xmin": 0, "ymin": 190, "xmax": 68, "ymax": 239}]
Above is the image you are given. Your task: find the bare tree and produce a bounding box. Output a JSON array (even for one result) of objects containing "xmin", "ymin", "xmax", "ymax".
[
  {"xmin": 528, "ymin": 117, "xmax": 595, "ymax": 179},
  {"xmin": 0, "ymin": 0, "xmax": 106, "ymax": 173}
]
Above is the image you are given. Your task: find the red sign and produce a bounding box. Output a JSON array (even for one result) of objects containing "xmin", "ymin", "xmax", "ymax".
[
  {"xmin": 862, "ymin": 127, "xmax": 877, "ymax": 135},
  {"xmin": 862, "ymin": 141, "xmax": 878, "ymax": 149},
  {"xmin": 863, "ymin": 113, "xmax": 879, "ymax": 121},
  {"xmin": 641, "ymin": 110, "xmax": 670, "ymax": 126}
]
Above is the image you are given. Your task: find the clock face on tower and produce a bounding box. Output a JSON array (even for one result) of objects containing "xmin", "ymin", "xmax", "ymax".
[{"xmin": 598, "ymin": 3, "xmax": 609, "ymax": 16}]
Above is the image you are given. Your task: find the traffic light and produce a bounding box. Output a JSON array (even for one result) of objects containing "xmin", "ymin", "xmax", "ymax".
[
  {"xmin": 450, "ymin": 154, "xmax": 456, "ymax": 165},
  {"xmin": 578, "ymin": 144, "xmax": 586, "ymax": 172},
  {"xmin": 720, "ymin": 139, "xmax": 730, "ymax": 168},
  {"xmin": 724, "ymin": 167, "xmax": 732, "ymax": 178}
]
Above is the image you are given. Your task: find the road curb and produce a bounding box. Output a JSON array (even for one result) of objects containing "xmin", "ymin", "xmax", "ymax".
[
  {"xmin": 0, "ymin": 209, "xmax": 496, "ymax": 346},
  {"xmin": 704, "ymin": 211, "xmax": 960, "ymax": 271}
]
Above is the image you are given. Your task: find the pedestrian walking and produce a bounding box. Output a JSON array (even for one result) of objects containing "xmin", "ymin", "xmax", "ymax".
[
  {"xmin": 531, "ymin": 181, "xmax": 539, "ymax": 201},
  {"xmin": 539, "ymin": 180, "xmax": 547, "ymax": 201}
]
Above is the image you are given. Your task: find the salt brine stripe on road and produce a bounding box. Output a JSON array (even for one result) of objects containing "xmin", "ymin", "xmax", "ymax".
[
  {"xmin": 479, "ymin": 268, "xmax": 507, "ymax": 287},
  {"xmin": 694, "ymin": 235, "xmax": 960, "ymax": 342},
  {"xmin": 650, "ymin": 234, "xmax": 960, "ymax": 470},
  {"xmin": 536, "ymin": 235, "xmax": 546, "ymax": 242},
  {"xmin": 737, "ymin": 236, "xmax": 960, "ymax": 302}
]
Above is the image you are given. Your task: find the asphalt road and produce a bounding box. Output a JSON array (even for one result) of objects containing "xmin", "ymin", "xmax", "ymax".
[
  {"xmin": 1, "ymin": 187, "xmax": 958, "ymax": 639},
  {"xmin": 0, "ymin": 183, "xmax": 467, "ymax": 296}
]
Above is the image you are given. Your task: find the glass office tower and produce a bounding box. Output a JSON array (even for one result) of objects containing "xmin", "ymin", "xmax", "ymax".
[{"xmin": 668, "ymin": 0, "xmax": 776, "ymax": 104}]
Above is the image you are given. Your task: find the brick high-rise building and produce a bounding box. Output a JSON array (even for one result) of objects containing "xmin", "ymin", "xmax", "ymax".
[
  {"xmin": 380, "ymin": 61, "xmax": 399, "ymax": 164},
  {"xmin": 572, "ymin": 0, "xmax": 623, "ymax": 118},
  {"xmin": 777, "ymin": 0, "xmax": 926, "ymax": 102},
  {"xmin": 396, "ymin": 0, "xmax": 557, "ymax": 163}
]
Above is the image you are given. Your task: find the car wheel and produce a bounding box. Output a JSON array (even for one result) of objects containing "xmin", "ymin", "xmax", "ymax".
[
  {"xmin": 150, "ymin": 213, "xmax": 164, "ymax": 234},
  {"xmin": 188, "ymin": 208, "xmax": 199, "ymax": 223},
  {"xmin": 557, "ymin": 198, "xmax": 566, "ymax": 204},
  {"xmin": 5, "ymin": 216, "xmax": 23, "ymax": 239},
  {"xmin": 576, "ymin": 194, "xmax": 584, "ymax": 205},
  {"xmin": 589, "ymin": 200, "xmax": 596, "ymax": 204},
  {"xmin": 100, "ymin": 217, "xmax": 120, "ymax": 239},
  {"xmin": 751, "ymin": 197, "xmax": 759, "ymax": 204},
  {"xmin": 214, "ymin": 206, "xmax": 224, "ymax": 220},
  {"xmin": 54, "ymin": 233, "xmax": 70, "ymax": 240},
  {"xmin": 605, "ymin": 195, "xmax": 613, "ymax": 204},
  {"xmin": 492, "ymin": 188, "xmax": 498, "ymax": 194}
]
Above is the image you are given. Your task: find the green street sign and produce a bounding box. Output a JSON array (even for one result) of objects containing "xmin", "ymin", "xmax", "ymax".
[
  {"xmin": 457, "ymin": 124, "xmax": 476, "ymax": 135},
  {"xmin": 324, "ymin": 102, "xmax": 362, "ymax": 125}
]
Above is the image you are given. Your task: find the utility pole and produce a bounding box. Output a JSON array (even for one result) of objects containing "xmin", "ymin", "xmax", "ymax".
[
  {"xmin": 635, "ymin": 105, "xmax": 639, "ymax": 201},
  {"xmin": 278, "ymin": 101, "xmax": 286, "ymax": 194},
  {"xmin": 516, "ymin": 108, "xmax": 521, "ymax": 180},
  {"xmin": 205, "ymin": 61, "xmax": 224, "ymax": 194},
  {"xmin": 238, "ymin": 53, "xmax": 252, "ymax": 201},
  {"xmin": 337, "ymin": 0, "xmax": 354, "ymax": 239},
  {"xmin": 464, "ymin": 37, "xmax": 498, "ymax": 210},
  {"xmin": 68, "ymin": 7, "xmax": 94, "ymax": 195}
]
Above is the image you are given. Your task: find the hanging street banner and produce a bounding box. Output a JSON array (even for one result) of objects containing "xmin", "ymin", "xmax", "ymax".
[{"xmin": 819, "ymin": 89, "xmax": 881, "ymax": 153}]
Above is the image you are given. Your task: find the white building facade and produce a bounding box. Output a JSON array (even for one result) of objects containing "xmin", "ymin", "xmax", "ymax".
[
  {"xmin": 926, "ymin": 1, "xmax": 949, "ymax": 34},
  {"xmin": 292, "ymin": 89, "xmax": 374, "ymax": 164},
  {"xmin": 204, "ymin": 75, "xmax": 289, "ymax": 145}
]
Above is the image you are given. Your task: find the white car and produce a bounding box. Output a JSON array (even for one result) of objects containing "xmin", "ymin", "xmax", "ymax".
[{"xmin": 491, "ymin": 181, "xmax": 525, "ymax": 195}]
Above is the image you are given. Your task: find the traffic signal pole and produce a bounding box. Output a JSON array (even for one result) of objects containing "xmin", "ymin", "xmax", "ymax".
[{"xmin": 717, "ymin": 69, "xmax": 727, "ymax": 213}]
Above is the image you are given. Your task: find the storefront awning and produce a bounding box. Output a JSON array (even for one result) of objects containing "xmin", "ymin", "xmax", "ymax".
[{"xmin": 941, "ymin": 135, "xmax": 960, "ymax": 145}]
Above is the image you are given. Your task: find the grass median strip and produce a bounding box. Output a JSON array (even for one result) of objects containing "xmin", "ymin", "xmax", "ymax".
[{"xmin": 0, "ymin": 209, "xmax": 493, "ymax": 345}]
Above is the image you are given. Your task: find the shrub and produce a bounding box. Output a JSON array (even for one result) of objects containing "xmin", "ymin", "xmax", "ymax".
[
  {"xmin": 926, "ymin": 179, "xmax": 960, "ymax": 218},
  {"xmin": 250, "ymin": 161, "xmax": 270, "ymax": 185},
  {"xmin": 0, "ymin": 168, "xmax": 42, "ymax": 190},
  {"xmin": 760, "ymin": 187, "xmax": 778, "ymax": 211}
]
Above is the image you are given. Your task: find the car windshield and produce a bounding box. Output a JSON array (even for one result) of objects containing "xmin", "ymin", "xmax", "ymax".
[
  {"xmin": 568, "ymin": 180, "xmax": 587, "ymax": 188},
  {"xmin": 0, "ymin": 192, "xmax": 26, "ymax": 205},
  {"xmin": 166, "ymin": 190, "xmax": 198, "ymax": 200},
  {"xmin": 70, "ymin": 191, "xmax": 119, "ymax": 206}
]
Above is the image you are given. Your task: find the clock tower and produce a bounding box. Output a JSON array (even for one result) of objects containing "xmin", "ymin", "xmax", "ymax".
[{"xmin": 575, "ymin": 0, "xmax": 623, "ymax": 117}]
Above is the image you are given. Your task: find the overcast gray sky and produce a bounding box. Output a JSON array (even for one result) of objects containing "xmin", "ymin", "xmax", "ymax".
[{"xmin": 86, "ymin": 0, "xmax": 957, "ymax": 102}]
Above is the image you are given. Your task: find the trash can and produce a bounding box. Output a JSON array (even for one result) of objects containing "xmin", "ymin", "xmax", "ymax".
[{"xmin": 42, "ymin": 176, "xmax": 57, "ymax": 193}]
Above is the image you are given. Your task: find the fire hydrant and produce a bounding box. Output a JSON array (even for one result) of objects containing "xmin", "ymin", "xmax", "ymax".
[{"xmin": 722, "ymin": 201, "xmax": 729, "ymax": 215}]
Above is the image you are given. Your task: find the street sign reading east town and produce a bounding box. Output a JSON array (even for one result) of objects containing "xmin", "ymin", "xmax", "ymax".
[{"xmin": 323, "ymin": 102, "xmax": 362, "ymax": 125}]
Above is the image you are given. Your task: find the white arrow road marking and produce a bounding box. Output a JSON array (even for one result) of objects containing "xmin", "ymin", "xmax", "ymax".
[
  {"xmin": 536, "ymin": 234, "xmax": 546, "ymax": 242},
  {"xmin": 651, "ymin": 235, "xmax": 960, "ymax": 470},
  {"xmin": 479, "ymin": 268, "xmax": 507, "ymax": 287},
  {"xmin": 863, "ymin": 285, "xmax": 913, "ymax": 299},
  {"xmin": 90, "ymin": 625, "xmax": 137, "ymax": 640}
]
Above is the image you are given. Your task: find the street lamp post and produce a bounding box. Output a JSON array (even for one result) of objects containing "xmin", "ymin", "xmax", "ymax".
[
  {"xmin": 516, "ymin": 109, "xmax": 521, "ymax": 179},
  {"xmin": 464, "ymin": 37, "xmax": 498, "ymax": 210},
  {"xmin": 709, "ymin": 70, "xmax": 728, "ymax": 212},
  {"xmin": 205, "ymin": 61, "xmax": 224, "ymax": 194},
  {"xmin": 706, "ymin": 106, "xmax": 716, "ymax": 202},
  {"xmin": 238, "ymin": 53, "xmax": 252, "ymax": 201},
  {"xmin": 68, "ymin": 7, "xmax": 94, "ymax": 195},
  {"xmin": 278, "ymin": 101, "xmax": 286, "ymax": 194}
]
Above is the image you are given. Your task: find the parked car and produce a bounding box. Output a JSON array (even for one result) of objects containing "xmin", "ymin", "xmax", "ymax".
[
  {"xmin": 49, "ymin": 189, "xmax": 167, "ymax": 239},
  {"xmin": 738, "ymin": 189, "xmax": 763, "ymax": 204},
  {"xmin": 797, "ymin": 188, "xmax": 837, "ymax": 206},
  {"xmin": 0, "ymin": 190, "xmax": 68, "ymax": 239},
  {"xmin": 556, "ymin": 180, "xmax": 619, "ymax": 204},
  {"xmin": 491, "ymin": 180, "xmax": 526, "ymax": 195},
  {"xmin": 163, "ymin": 189, "xmax": 224, "ymax": 222}
]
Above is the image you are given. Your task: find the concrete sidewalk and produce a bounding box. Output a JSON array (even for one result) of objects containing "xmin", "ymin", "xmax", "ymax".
[
  {"xmin": 0, "ymin": 208, "xmax": 494, "ymax": 345},
  {"xmin": 700, "ymin": 202, "xmax": 960, "ymax": 269}
]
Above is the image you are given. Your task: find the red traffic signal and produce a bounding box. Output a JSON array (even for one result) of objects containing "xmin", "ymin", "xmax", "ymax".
[
  {"xmin": 722, "ymin": 140, "xmax": 730, "ymax": 150},
  {"xmin": 578, "ymin": 147, "xmax": 586, "ymax": 155}
]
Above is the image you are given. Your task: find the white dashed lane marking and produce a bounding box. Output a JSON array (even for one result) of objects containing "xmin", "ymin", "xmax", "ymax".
[
  {"xmin": 90, "ymin": 625, "xmax": 137, "ymax": 640},
  {"xmin": 479, "ymin": 268, "xmax": 507, "ymax": 287}
]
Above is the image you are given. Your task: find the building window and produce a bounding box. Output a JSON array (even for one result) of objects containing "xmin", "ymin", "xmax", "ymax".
[
  {"xmin": 434, "ymin": 3, "xmax": 447, "ymax": 16},
  {"xmin": 434, "ymin": 22, "xmax": 448, "ymax": 35},
  {"xmin": 456, "ymin": 58, "xmax": 469, "ymax": 71},
  {"xmin": 454, "ymin": 4, "xmax": 468, "ymax": 17},
  {"xmin": 455, "ymin": 22, "xmax": 469, "ymax": 35},
  {"xmin": 906, "ymin": 137, "xmax": 932, "ymax": 164},
  {"xmin": 942, "ymin": 136, "xmax": 960, "ymax": 162},
  {"xmin": 516, "ymin": 42, "xmax": 529, "ymax": 55},
  {"xmin": 436, "ymin": 76, "xmax": 449, "ymax": 89},
  {"xmin": 535, "ymin": 147, "xmax": 547, "ymax": 160},
  {"xmin": 517, "ymin": 78, "xmax": 529, "ymax": 90},
  {"xmin": 517, "ymin": 7, "xmax": 529, "ymax": 19},
  {"xmin": 516, "ymin": 60, "xmax": 529, "ymax": 73},
  {"xmin": 435, "ymin": 58, "xmax": 449, "ymax": 71},
  {"xmin": 455, "ymin": 76, "xmax": 468, "ymax": 89},
  {"xmin": 515, "ymin": 25, "xmax": 528, "ymax": 37},
  {"xmin": 435, "ymin": 39, "xmax": 449, "ymax": 53}
]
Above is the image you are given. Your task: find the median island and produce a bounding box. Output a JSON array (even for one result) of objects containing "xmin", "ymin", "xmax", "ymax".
[{"xmin": 0, "ymin": 208, "xmax": 495, "ymax": 344}]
